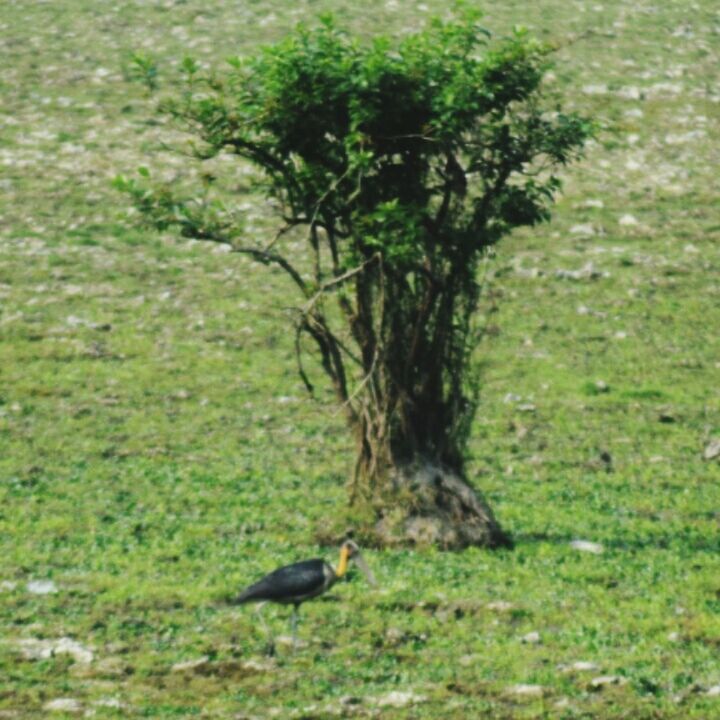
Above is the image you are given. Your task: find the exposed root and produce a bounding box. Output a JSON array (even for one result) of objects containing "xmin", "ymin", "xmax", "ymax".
[{"xmin": 374, "ymin": 460, "xmax": 513, "ymax": 550}]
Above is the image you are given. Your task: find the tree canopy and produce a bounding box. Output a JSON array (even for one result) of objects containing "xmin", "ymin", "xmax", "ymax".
[{"xmin": 117, "ymin": 9, "xmax": 593, "ymax": 547}]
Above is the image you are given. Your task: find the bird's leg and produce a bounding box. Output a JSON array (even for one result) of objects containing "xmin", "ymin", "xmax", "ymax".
[
  {"xmin": 254, "ymin": 602, "xmax": 275, "ymax": 657},
  {"xmin": 290, "ymin": 605, "xmax": 300, "ymax": 650}
]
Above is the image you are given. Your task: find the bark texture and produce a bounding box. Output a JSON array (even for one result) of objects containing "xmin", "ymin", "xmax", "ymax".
[{"xmin": 373, "ymin": 460, "xmax": 513, "ymax": 550}]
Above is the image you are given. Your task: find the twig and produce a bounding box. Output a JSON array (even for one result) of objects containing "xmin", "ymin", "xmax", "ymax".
[
  {"xmin": 228, "ymin": 244, "xmax": 309, "ymax": 296},
  {"xmin": 294, "ymin": 326, "xmax": 315, "ymax": 396},
  {"xmin": 335, "ymin": 254, "xmax": 384, "ymax": 416},
  {"xmin": 264, "ymin": 218, "xmax": 304, "ymax": 252},
  {"xmin": 300, "ymin": 253, "xmax": 381, "ymax": 319}
]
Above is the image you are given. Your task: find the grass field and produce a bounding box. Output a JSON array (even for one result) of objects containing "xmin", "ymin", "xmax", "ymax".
[{"xmin": 1, "ymin": 0, "xmax": 720, "ymax": 717}]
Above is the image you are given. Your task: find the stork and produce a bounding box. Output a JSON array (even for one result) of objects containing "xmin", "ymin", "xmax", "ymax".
[{"xmin": 234, "ymin": 540, "xmax": 376, "ymax": 651}]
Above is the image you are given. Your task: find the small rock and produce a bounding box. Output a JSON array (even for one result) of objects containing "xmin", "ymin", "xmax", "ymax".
[
  {"xmin": 617, "ymin": 86, "xmax": 641, "ymax": 100},
  {"xmin": 52, "ymin": 637, "xmax": 93, "ymax": 664},
  {"xmin": 0, "ymin": 580, "xmax": 17, "ymax": 592},
  {"xmin": 15, "ymin": 637, "xmax": 92, "ymax": 664},
  {"xmin": 239, "ymin": 659, "xmax": 275, "ymax": 674},
  {"xmin": 275, "ymin": 635, "xmax": 308, "ymax": 649},
  {"xmin": 15, "ymin": 639, "xmax": 54, "ymax": 661},
  {"xmin": 520, "ymin": 631, "xmax": 541, "ymax": 644},
  {"xmin": 560, "ymin": 661, "xmax": 600, "ymax": 673},
  {"xmin": 703, "ymin": 439, "xmax": 720, "ymax": 461},
  {"xmin": 94, "ymin": 698, "xmax": 123, "ymax": 709},
  {"xmin": 171, "ymin": 656, "xmax": 210, "ymax": 673},
  {"xmin": 582, "ymin": 84, "xmax": 608, "ymax": 95},
  {"xmin": 555, "ymin": 262, "xmax": 608, "ymax": 281},
  {"xmin": 459, "ymin": 653, "xmax": 481, "ymax": 667},
  {"xmin": 26, "ymin": 579, "xmax": 58, "ymax": 594},
  {"xmin": 594, "ymin": 380, "xmax": 610, "ymax": 393},
  {"xmin": 93, "ymin": 657, "xmax": 128, "ymax": 677},
  {"xmin": 667, "ymin": 632, "xmax": 680, "ymax": 642},
  {"xmin": 384, "ymin": 627, "xmax": 406, "ymax": 646},
  {"xmin": 707, "ymin": 685, "xmax": 720, "ymax": 697},
  {"xmin": 487, "ymin": 601, "xmax": 514, "ymax": 612},
  {"xmin": 581, "ymin": 199, "xmax": 604, "ymax": 209},
  {"xmin": 514, "ymin": 266, "xmax": 543, "ymax": 279},
  {"xmin": 43, "ymin": 699, "xmax": 82, "ymax": 713},
  {"xmin": 505, "ymin": 684, "xmax": 545, "ymax": 698},
  {"xmin": 374, "ymin": 691, "xmax": 427, "ymax": 708},
  {"xmin": 570, "ymin": 540, "xmax": 604, "ymax": 554},
  {"xmin": 517, "ymin": 403, "xmax": 537, "ymax": 413},
  {"xmin": 66, "ymin": 315, "xmax": 109, "ymax": 330},
  {"xmin": 619, "ymin": 214, "xmax": 638, "ymax": 226},
  {"xmin": 589, "ymin": 675, "xmax": 627, "ymax": 690},
  {"xmin": 514, "ymin": 423, "xmax": 529, "ymax": 440},
  {"xmin": 569, "ymin": 223, "xmax": 596, "ymax": 236}
]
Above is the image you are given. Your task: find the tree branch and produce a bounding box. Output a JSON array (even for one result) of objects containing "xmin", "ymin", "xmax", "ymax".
[
  {"xmin": 299, "ymin": 253, "xmax": 382, "ymax": 348},
  {"xmin": 229, "ymin": 246, "xmax": 308, "ymax": 296},
  {"xmin": 187, "ymin": 226, "xmax": 310, "ymax": 296}
]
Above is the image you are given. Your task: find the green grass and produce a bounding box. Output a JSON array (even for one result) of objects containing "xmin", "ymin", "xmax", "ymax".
[{"xmin": 1, "ymin": 0, "xmax": 719, "ymax": 717}]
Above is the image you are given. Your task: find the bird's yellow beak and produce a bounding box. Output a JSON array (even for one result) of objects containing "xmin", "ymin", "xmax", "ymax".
[{"xmin": 336, "ymin": 544, "xmax": 350, "ymax": 578}]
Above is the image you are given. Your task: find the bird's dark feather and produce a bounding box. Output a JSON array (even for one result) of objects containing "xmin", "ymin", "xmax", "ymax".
[{"xmin": 235, "ymin": 559, "xmax": 333, "ymax": 605}]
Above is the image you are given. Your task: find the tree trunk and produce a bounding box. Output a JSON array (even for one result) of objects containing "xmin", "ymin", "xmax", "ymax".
[
  {"xmin": 347, "ymin": 365, "xmax": 513, "ymax": 549},
  {"xmin": 366, "ymin": 457, "xmax": 513, "ymax": 550}
]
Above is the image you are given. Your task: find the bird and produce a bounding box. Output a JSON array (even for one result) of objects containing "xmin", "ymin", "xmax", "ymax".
[{"xmin": 234, "ymin": 539, "xmax": 376, "ymax": 652}]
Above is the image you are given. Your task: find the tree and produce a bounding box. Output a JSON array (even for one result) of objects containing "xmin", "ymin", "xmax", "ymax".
[{"xmin": 116, "ymin": 10, "xmax": 592, "ymax": 549}]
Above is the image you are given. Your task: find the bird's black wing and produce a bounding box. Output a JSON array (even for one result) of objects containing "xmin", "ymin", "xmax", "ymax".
[{"xmin": 235, "ymin": 559, "xmax": 328, "ymax": 604}]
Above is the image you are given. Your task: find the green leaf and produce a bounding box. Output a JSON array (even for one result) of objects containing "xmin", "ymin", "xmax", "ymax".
[{"xmin": 181, "ymin": 56, "xmax": 199, "ymax": 76}]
